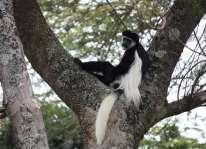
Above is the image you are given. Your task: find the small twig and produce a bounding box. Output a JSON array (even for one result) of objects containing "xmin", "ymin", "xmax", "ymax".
[
  {"xmin": 190, "ymin": 64, "xmax": 206, "ymax": 96},
  {"xmin": 177, "ymin": 60, "xmax": 206, "ymax": 101},
  {"xmin": 106, "ymin": 0, "xmax": 127, "ymax": 29},
  {"xmin": 193, "ymin": 30, "xmax": 206, "ymax": 56},
  {"xmin": 177, "ymin": 38, "xmax": 205, "ymax": 57},
  {"xmin": 0, "ymin": 107, "xmax": 6, "ymax": 119}
]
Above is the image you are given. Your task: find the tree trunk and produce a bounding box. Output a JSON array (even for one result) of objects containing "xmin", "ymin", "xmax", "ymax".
[
  {"xmin": 0, "ymin": 0, "xmax": 49, "ymax": 148},
  {"xmin": 13, "ymin": 0, "xmax": 206, "ymax": 148}
]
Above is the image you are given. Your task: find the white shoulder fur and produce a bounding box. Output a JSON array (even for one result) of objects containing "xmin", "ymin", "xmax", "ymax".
[
  {"xmin": 118, "ymin": 51, "xmax": 142, "ymax": 106},
  {"xmin": 95, "ymin": 51, "xmax": 142, "ymax": 144}
]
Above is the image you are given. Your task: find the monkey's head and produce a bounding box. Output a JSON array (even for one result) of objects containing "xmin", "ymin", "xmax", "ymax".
[{"xmin": 122, "ymin": 30, "xmax": 139, "ymax": 50}]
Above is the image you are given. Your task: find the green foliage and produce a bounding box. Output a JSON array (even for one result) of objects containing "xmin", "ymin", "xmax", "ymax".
[
  {"xmin": 0, "ymin": 100, "xmax": 82, "ymax": 149},
  {"xmin": 38, "ymin": 0, "xmax": 170, "ymax": 61},
  {"xmin": 41, "ymin": 100, "xmax": 82, "ymax": 149},
  {"xmin": 1, "ymin": 0, "xmax": 204, "ymax": 148},
  {"xmin": 0, "ymin": 118, "xmax": 13, "ymax": 149},
  {"xmin": 1, "ymin": 106, "xmax": 206, "ymax": 149},
  {"xmin": 140, "ymin": 123, "xmax": 206, "ymax": 149}
]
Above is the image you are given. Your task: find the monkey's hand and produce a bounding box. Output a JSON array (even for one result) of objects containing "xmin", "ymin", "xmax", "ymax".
[
  {"xmin": 110, "ymin": 81, "xmax": 124, "ymax": 95},
  {"xmin": 110, "ymin": 80, "xmax": 120, "ymax": 89},
  {"xmin": 112, "ymin": 83, "xmax": 120, "ymax": 89}
]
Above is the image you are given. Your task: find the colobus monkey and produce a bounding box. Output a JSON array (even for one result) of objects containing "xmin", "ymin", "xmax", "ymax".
[{"xmin": 74, "ymin": 30, "xmax": 150, "ymax": 144}]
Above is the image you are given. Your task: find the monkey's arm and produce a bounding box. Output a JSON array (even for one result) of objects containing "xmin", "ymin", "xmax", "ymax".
[
  {"xmin": 74, "ymin": 58, "xmax": 116, "ymax": 85},
  {"xmin": 114, "ymin": 49, "xmax": 135, "ymax": 76},
  {"xmin": 79, "ymin": 61, "xmax": 115, "ymax": 74},
  {"xmin": 137, "ymin": 44, "xmax": 150, "ymax": 77}
]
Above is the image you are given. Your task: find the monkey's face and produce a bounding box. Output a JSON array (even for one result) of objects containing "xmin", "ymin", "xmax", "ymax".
[
  {"xmin": 122, "ymin": 36, "xmax": 136, "ymax": 50},
  {"xmin": 122, "ymin": 30, "xmax": 139, "ymax": 50}
]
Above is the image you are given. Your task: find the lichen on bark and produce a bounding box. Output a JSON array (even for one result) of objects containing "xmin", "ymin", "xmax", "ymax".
[
  {"xmin": 0, "ymin": 1, "xmax": 49, "ymax": 148},
  {"xmin": 12, "ymin": 0, "xmax": 206, "ymax": 148}
]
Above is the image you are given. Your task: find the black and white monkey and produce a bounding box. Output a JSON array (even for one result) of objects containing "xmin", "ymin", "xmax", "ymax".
[{"xmin": 75, "ymin": 30, "xmax": 150, "ymax": 144}]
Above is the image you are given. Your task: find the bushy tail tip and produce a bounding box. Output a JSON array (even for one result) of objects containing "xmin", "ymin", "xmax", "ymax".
[{"xmin": 95, "ymin": 93, "xmax": 118, "ymax": 145}]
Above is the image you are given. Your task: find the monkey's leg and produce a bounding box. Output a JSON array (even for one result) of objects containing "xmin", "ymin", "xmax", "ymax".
[
  {"xmin": 80, "ymin": 61, "xmax": 117, "ymax": 85},
  {"xmin": 80, "ymin": 61, "xmax": 115, "ymax": 74}
]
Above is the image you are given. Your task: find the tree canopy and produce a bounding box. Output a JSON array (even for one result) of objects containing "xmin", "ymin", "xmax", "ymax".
[
  {"xmin": 38, "ymin": 0, "xmax": 172, "ymax": 60},
  {"xmin": 0, "ymin": 0, "xmax": 205, "ymax": 148}
]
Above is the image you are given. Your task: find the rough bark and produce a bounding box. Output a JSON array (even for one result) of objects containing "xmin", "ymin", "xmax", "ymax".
[
  {"xmin": 0, "ymin": 0, "xmax": 49, "ymax": 148},
  {"xmin": 13, "ymin": 0, "xmax": 206, "ymax": 148},
  {"xmin": 165, "ymin": 91, "xmax": 206, "ymax": 118}
]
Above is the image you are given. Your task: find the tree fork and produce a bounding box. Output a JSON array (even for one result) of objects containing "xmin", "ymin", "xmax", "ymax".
[{"xmin": 13, "ymin": 0, "xmax": 206, "ymax": 148}]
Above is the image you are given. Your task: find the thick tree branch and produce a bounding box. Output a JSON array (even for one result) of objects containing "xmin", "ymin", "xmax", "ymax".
[
  {"xmin": 13, "ymin": 0, "xmax": 206, "ymax": 148},
  {"xmin": 144, "ymin": 0, "xmax": 206, "ymax": 123},
  {"xmin": 134, "ymin": 0, "xmax": 206, "ymax": 141},
  {"xmin": 142, "ymin": 0, "xmax": 206, "ymax": 107},
  {"xmin": 0, "ymin": 1, "xmax": 49, "ymax": 148},
  {"xmin": 164, "ymin": 91, "xmax": 206, "ymax": 118},
  {"xmin": 13, "ymin": 0, "xmax": 110, "ymax": 111},
  {"xmin": 13, "ymin": 1, "xmax": 114, "ymax": 146}
]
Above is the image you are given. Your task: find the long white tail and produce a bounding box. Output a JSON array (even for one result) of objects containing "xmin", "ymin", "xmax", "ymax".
[{"xmin": 95, "ymin": 93, "xmax": 118, "ymax": 145}]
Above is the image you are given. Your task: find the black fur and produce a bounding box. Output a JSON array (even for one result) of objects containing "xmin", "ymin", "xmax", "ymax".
[{"xmin": 74, "ymin": 30, "xmax": 150, "ymax": 86}]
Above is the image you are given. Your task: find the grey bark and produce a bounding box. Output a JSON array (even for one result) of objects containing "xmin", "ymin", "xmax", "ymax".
[
  {"xmin": 13, "ymin": 0, "xmax": 206, "ymax": 148},
  {"xmin": 0, "ymin": 0, "xmax": 49, "ymax": 148}
]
